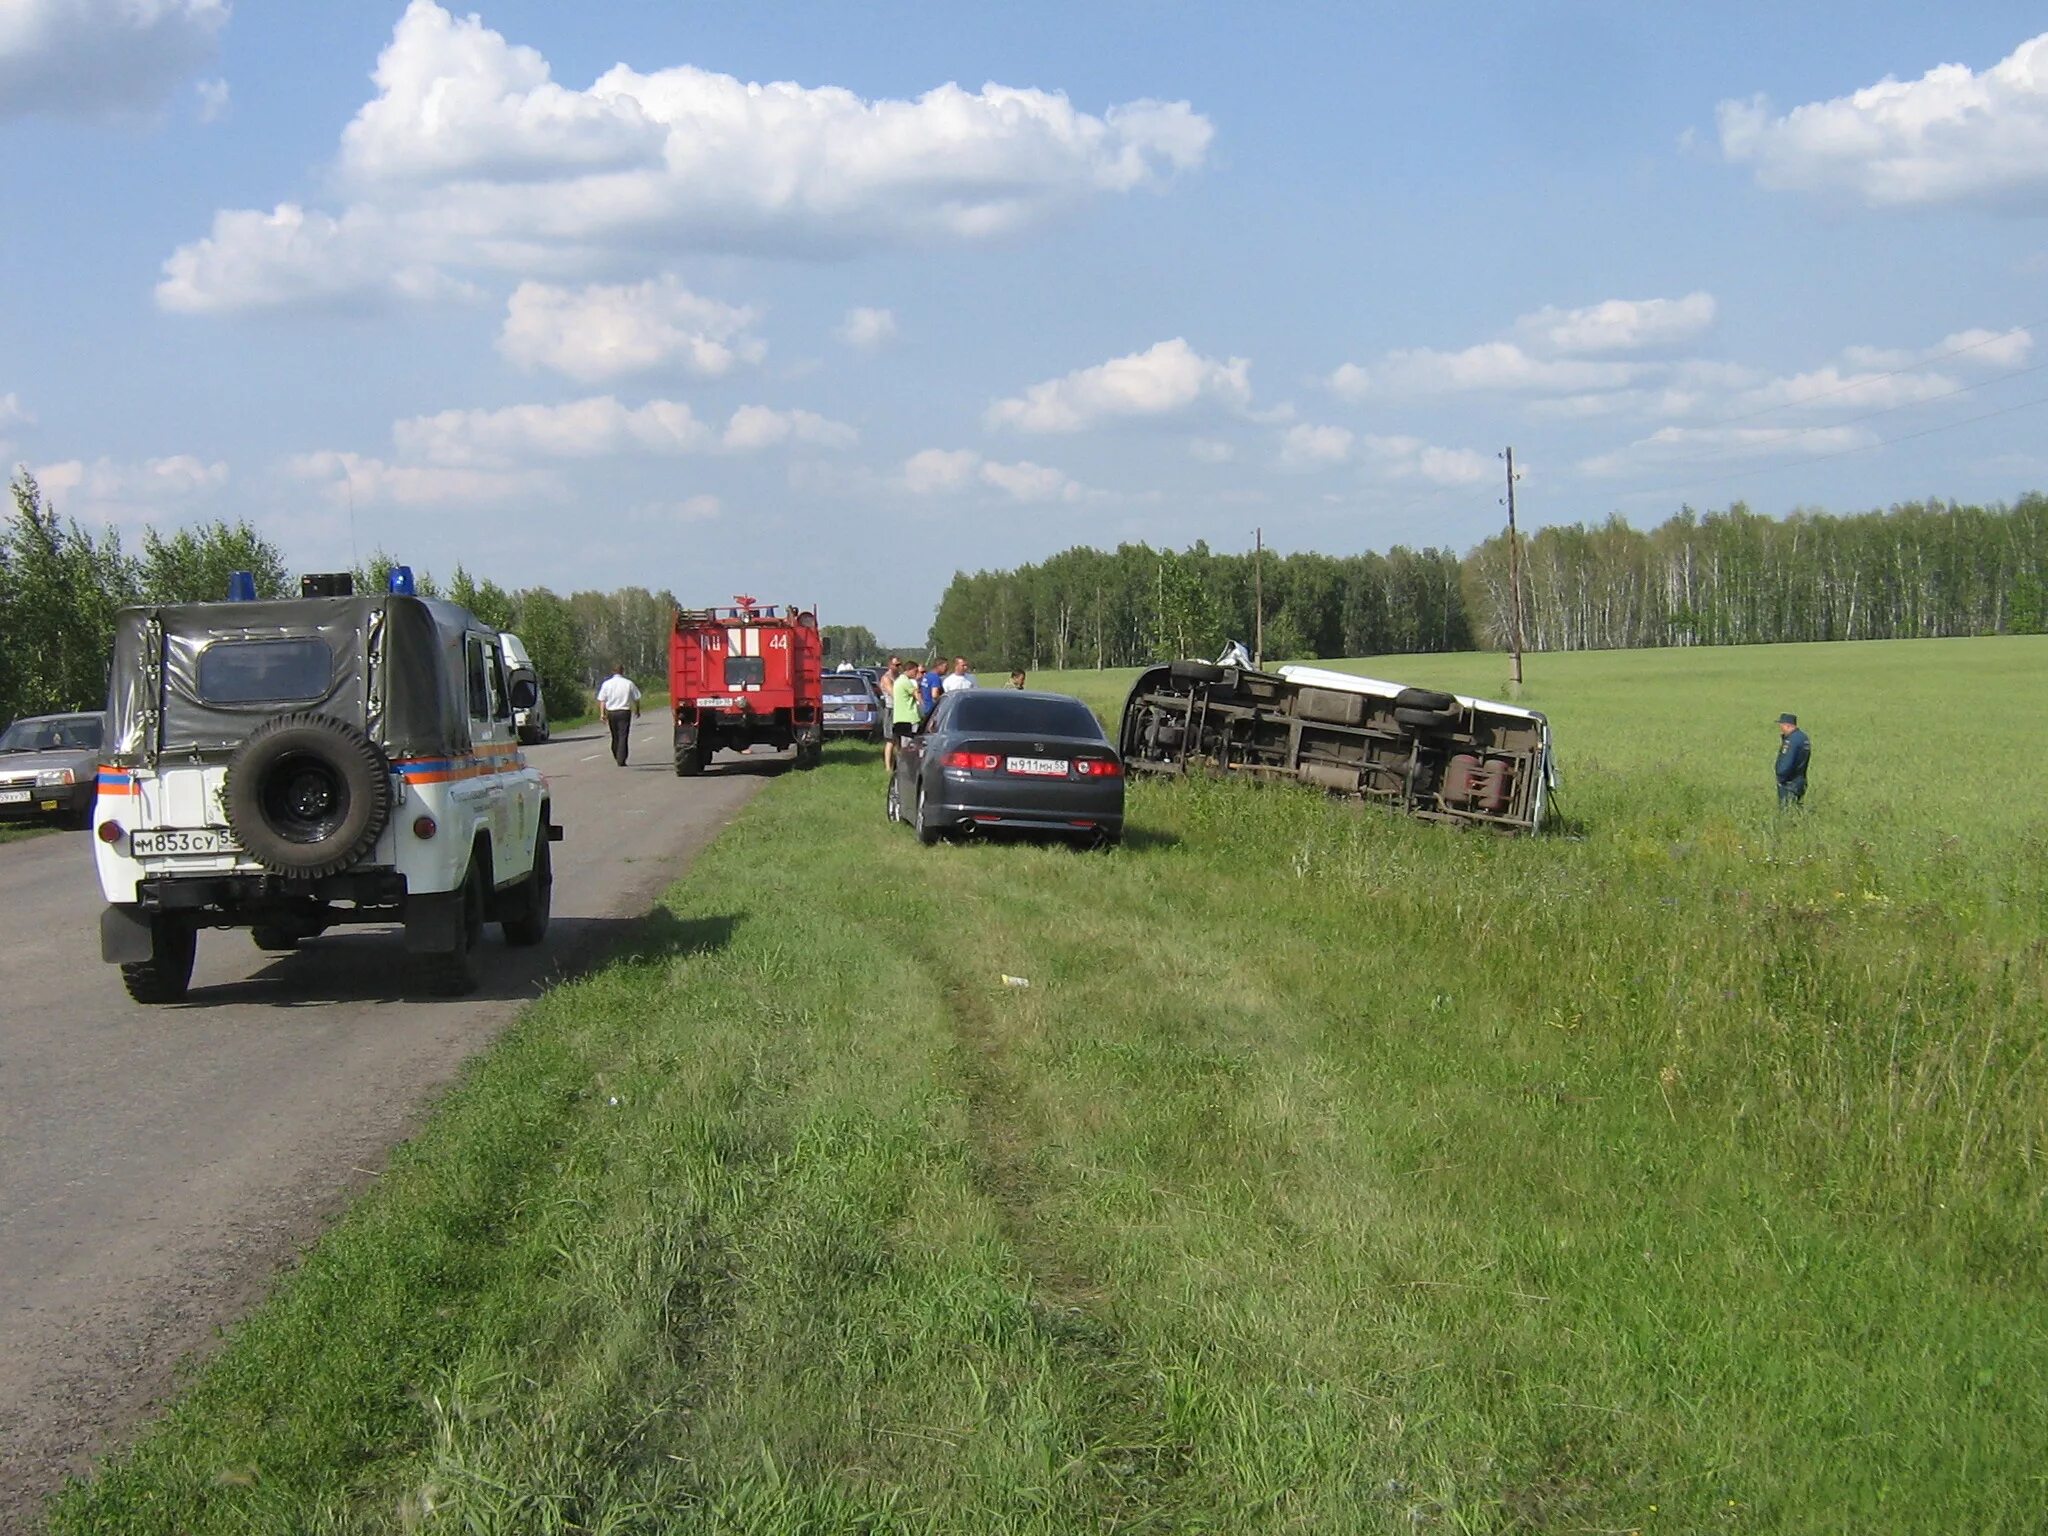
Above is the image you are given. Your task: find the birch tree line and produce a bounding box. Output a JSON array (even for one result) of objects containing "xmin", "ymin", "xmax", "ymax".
[
  {"xmin": 929, "ymin": 540, "xmax": 1470, "ymax": 671},
  {"xmin": 929, "ymin": 496, "xmax": 2048, "ymax": 670},
  {"xmin": 1462, "ymin": 496, "xmax": 2048, "ymax": 651}
]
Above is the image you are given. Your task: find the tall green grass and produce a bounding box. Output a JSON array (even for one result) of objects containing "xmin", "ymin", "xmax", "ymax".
[{"xmin": 49, "ymin": 637, "xmax": 2048, "ymax": 1534}]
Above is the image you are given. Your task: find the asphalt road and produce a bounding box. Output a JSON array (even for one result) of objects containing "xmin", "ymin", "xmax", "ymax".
[{"xmin": 0, "ymin": 718, "xmax": 777, "ymax": 1530}]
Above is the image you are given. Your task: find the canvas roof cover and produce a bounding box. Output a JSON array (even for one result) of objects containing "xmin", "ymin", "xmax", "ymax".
[{"xmin": 104, "ymin": 594, "xmax": 479, "ymax": 765}]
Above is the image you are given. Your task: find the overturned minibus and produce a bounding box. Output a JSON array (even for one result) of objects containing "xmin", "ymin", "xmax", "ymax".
[{"xmin": 1119, "ymin": 657, "xmax": 1556, "ymax": 833}]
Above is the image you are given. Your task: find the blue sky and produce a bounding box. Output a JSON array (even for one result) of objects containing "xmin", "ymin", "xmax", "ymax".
[{"xmin": 5, "ymin": 1, "xmax": 2048, "ymax": 634}]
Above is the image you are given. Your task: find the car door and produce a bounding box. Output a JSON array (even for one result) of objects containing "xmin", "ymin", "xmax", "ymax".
[
  {"xmin": 895, "ymin": 690, "xmax": 937, "ymax": 804},
  {"xmin": 909, "ymin": 693, "xmax": 958, "ymax": 805},
  {"xmin": 464, "ymin": 633, "xmax": 529, "ymax": 881}
]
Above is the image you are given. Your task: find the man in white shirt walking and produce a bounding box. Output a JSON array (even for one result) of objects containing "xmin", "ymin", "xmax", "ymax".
[
  {"xmin": 941, "ymin": 656, "xmax": 976, "ymax": 695},
  {"xmin": 596, "ymin": 665, "xmax": 642, "ymax": 766}
]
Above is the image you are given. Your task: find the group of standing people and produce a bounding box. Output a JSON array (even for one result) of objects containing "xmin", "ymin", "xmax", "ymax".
[{"xmin": 877, "ymin": 655, "xmax": 989, "ymax": 769}]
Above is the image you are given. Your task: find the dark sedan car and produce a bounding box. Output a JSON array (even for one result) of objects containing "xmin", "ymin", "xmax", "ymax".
[
  {"xmin": 887, "ymin": 688, "xmax": 1124, "ymax": 847},
  {"xmin": 0, "ymin": 711, "xmax": 104, "ymax": 828}
]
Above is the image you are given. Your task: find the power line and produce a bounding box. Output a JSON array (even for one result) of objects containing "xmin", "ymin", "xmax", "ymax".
[
  {"xmin": 1696, "ymin": 319, "xmax": 2048, "ymax": 429},
  {"xmin": 1601, "ymin": 385, "xmax": 2048, "ymax": 508},
  {"xmin": 1595, "ymin": 353, "xmax": 2048, "ymax": 479}
]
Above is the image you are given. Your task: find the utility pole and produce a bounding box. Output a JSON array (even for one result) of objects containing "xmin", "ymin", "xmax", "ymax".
[
  {"xmin": 1253, "ymin": 526, "xmax": 1264, "ymax": 666},
  {"xmin": 1502, "ymin": 446, "xmax": 1525, "ymax": 694}
]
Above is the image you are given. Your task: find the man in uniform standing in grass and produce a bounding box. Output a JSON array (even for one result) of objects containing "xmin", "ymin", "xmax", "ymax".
[{"xmin": 1775, "ymin": 712, "xmax": 1811, "ymax": 807}]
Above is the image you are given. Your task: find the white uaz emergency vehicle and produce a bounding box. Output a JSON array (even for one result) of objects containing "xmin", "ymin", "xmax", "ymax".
[{"xmin": 93, "ymin": 573, "xmax": 560, "ymax": 1002}]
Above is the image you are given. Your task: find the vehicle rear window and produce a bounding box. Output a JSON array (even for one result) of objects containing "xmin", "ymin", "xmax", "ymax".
[
  {"xmin": 0, "ymin": 716, "xmax": 102, "ymax": 751},
  {"xmin": 725, "ymin": 656, "xmax": 766, "ymax": 688},
  {"xmin": 197, "ymin": 638, "xmax": 333, "ymax": 704},
  {"xmin": 949, "ymin": 693, "xmax": 1105, "ymax": 739},
  {"xmin": 823, "ymin": 675, "xmax": 870, "ymax": 695}
]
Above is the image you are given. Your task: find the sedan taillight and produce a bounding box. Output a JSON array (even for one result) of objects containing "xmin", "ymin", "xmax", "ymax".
[
  {"xmin": 942, "ymin": 751, "xmax": 1002, "ymax": 771},
  {"xmin": 1075, "ymin": 758, "xmax": 1124, "ymax": 778}
]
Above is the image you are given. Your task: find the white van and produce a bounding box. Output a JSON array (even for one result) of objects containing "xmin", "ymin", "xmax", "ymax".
[{"xmin": 498, "ymin": 631, "xmax": 549, "ymax": 744}]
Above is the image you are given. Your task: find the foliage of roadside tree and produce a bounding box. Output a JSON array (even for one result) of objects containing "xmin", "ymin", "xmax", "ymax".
[
  {"xmin": 821, "ymin": 624, "xmax": 883, "ymax": 666},
  {"xmin": 445, "ymin": 566, "xmax": 514, "ymax": 632},
  {"xmin": 351, "ymin": 554, "xmax": 676, "ymax": 720},
  {"xmin": 141, "ymin": 522, "xmax": 292, "ymax": 607},
  {"xmin": 0, "ymin": 472, "xmax": 137, "ymax": 724},
  {"xmin": 0, "ymin": 472, "xmax": 680, "ymax": 728}
]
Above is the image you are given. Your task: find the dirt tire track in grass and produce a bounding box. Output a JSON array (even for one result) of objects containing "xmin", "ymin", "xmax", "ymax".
[{"xmin": 911, "ymin": 926, "xmax": 1195, "ymax": 1531}]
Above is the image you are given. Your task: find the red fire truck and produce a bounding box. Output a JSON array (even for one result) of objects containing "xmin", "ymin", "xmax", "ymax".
[{"xmin": 668, "ymin": 597, "xmax": 826, "ymax": 775}]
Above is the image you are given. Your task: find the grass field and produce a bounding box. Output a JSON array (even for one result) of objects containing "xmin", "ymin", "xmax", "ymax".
[{"xmin": 48, "ymin": 636, "xmax": 2048, "ymax": 1534}]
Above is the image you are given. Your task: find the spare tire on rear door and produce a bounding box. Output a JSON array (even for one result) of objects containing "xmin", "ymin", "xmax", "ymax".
[{"xmin": 224, "ymin": 712, "xmax": 391, "ymax": 879}]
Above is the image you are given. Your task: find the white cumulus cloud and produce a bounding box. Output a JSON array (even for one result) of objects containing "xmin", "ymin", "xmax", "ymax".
[
  {"xmin": 979, "ymin": 459, "xmax": 1084, "ymax": 502},
  {"xmin": 157, "ymin": 0, "xmax": 1212, "ymax": 314},
  {"xmin": 900, "ymin": 448, "xmax": 1092, "ymax": 502},
  {"xmin": 395, "ymin": 396, "xmax": 712, "ymax": 465},
  {"xmin": 1278, "ymin": 423, "xmax": 1354, "ymax": 468},
  {"xmin": 1359, "ymin": 435, "xmax": 1491, "ymax": 486},
  {"xmin": 1717, "ymin": 33, "xmax": 2048, "ymax": 211},
  {"xmin": 1729, "ymin": 366, "xmax": 1960, "ymax": 415},
  {"xmin": 498, "ymin": 277, "xmax": 763, "ymax": 383},
  {"xmin": 287, "ymin": 449, "xmax": 548, "ymax": 508},
  {"xmin": 158, "ymin": 204, "xmax": 481, "ymax": 315},
  {"xmin": 632, "ymin": 493, "xmax": 721, "ymax": 524},
  {"xmin": 1513, "ymin": 292, "xmax": 1717, "ymax": 355},
  {"xmin": 721, "ymin": 405, "xmax": 858, "ymax": 452},
  {"xmin": 338, "ymin": 0, "xmax": 664, "ymax": 185},
  {"xmin": 1332, "ymin": 341, "xmax": 1639, "ymax": 398},
  {"xmin": 1842, "ymin": 326, "xmax": 2034, "ymax": 371},
  {"xmin": 33, "ymin": 454, "xmax": 229, "ymax": 526},
  {"xmin": 389, "ymin": 396, "xmax": 855, "ymax": 466},
  {"xmin": 0, "ymin": 0, "xmax": 228, "ymax": 120},
  {"xmin": 902, "ymin": 447, "xmax": 982, "ymax": 494},
  {"xmin": 1578, "ymin": 425, "xmax": 1875, "ymax": 479},
  {"xmin": 837, "ymin": 307, "xmax": 897, "ymax": 349},
  {"xmin": 987, "ymin": 338, "xmax": 1251, "ymax": 432},
  {"xmin": 1326, "ymin": 362, "xmax": 1371, "ymax": 399}
]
